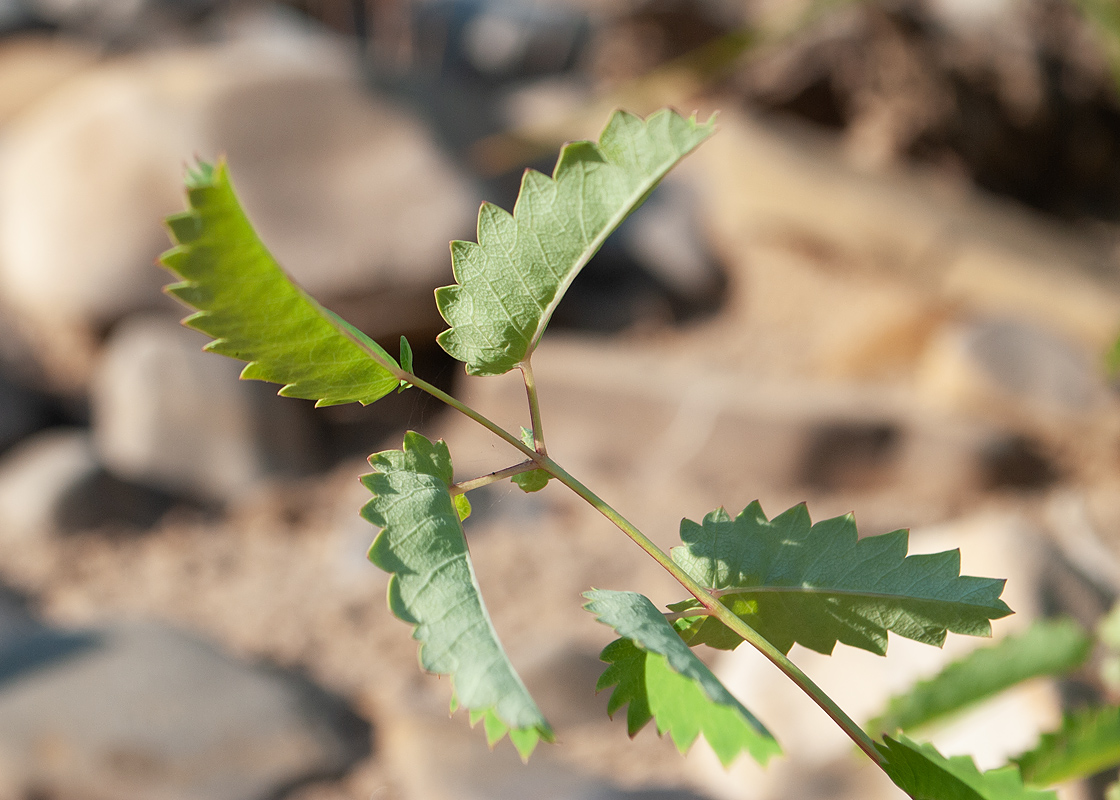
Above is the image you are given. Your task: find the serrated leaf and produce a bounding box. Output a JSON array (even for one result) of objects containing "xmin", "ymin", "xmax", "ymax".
[
  {"xmin": 670, "ymin": 501, "xmax": 1012, "ymax": 656},
  {"xmin": 1014, "ymin": 705, "xmax": 1120, "ymax": 786},
  {"xmin": 584, "ymin": 589, "xmax": 780, "ymax": 767},
  {"xmin": 436, "ymin": 108, "xmax": 715, "ymax": 376},
  {"xmin": 512, "ymin": 427, "xmax": 549, "ymax": 493},
  {"xmin": 160, "ymin": 159, "xmax": 400, "ymax": 407},
  {"xmin": 870, "ymin": 618, "xmax": 1091, "ymax": 735},
  {"xmin": 879, "ymin": 735, "xmax": 1056, "ymax": 800},
  {"xmin": 361, "ymin": 431, "xmax": 552, "ymax": 759}
]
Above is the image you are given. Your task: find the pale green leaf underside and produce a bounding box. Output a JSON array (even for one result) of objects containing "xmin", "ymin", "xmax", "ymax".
[
  {"xmin": 670, "ymin": 501, "xmax": 1012, "ymax": 656},
  {"xmin": 436, "ymin": 108, "xmax": 716, "ymax": 376},
  {"xmin": 1014, "ymin": 705, "xmax": 1120, "ymax": 786},
  {"xmin": 361, "ymin": 432, "xmax": 552, "ymax": 758},
  {"xmin": 160, "ymin": 160, "xmax": 399, "ymax": 407},
  {"xmin": 879, "ymin": 736, "xmax": 1056, "ymax": 800},
  {"xmin": 870, "ymin": 618, "xmax": 1091, "ymax": 735},
  {"xmin": 584, "ymin": 589, "xmax": 780, "ymax": 767}
]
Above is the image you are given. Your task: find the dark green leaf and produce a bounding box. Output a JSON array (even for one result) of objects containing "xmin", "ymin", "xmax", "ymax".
[
  {"xmin": 879, "ymin": 735, "xmax": 1056, "ymax": 800},
  {"xmin": 670, "ymin": 501, "xmax": 1012, "ymax": 655}
]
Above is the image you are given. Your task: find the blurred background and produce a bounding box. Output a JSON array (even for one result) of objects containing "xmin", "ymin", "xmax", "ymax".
[{"xmin": 1, "ymin": 0, "xmax": 1120, "ymax": 797}]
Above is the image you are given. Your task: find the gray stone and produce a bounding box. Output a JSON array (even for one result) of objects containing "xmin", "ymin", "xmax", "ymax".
[
  {"xmin": 919, "ymin": 316, "xmax": 1108, "ymax": 422},
  {"xmin": 0, "ymin": 427, "xmax": 99, "ymax": 541},
  {"xmin": 91, "ymin": 315, "xmax": 322, "ymax": 503},
  {"xmin": 382, "ymin": 711, "xmax": 711, "ymax": 800},
  {"xmin": 0, "ymin": 620, "xmax": 370, "ymax": 800}
]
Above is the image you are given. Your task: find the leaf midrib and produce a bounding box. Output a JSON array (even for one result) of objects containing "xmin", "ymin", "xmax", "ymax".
[
  {"xmin": 711, "ymin": 585, "xmax": 1004, "ymax": 608},
  {"xmin": 524, "ymin": 161, "xmax": 680, "ymax": 362}
]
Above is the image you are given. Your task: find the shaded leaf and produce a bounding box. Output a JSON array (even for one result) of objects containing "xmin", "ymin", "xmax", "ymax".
[
  {"xmin": 584, "ymin": 589, "xmax": 780, "ymax": 767},
  {"xmin": 436, "ymin": 108, "xmax": 715, "ymax": 376},
  {"xmin": 362, "ymin": 431, "xmax": 552, "ymax": 758},
  {"xmin": 161, "ymin": 160, "xmax": 400, "ymax": 407},
  {"xmin": 879, "ymin": 735, "xmax": 1056, "ymax": 800},
  {"xmin": 870, "ymin": 618, "xmax": 1091, "ymax": 735},
  {"xmin": 1014, "ymin": 705, "xmax": 1120, "ymax": 786},
  {"xmin": 670, "ymin": 501, "xmax": 1012, "ymax": 655}
]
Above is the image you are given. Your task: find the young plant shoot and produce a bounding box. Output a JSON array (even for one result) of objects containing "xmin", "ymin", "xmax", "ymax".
[{"xmin": 161, "ymin": 108, "xmax": 1102, "ymax": 799}]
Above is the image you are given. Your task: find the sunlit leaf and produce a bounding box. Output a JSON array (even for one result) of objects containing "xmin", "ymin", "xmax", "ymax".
[{"xmin": 161, "ymin": 160, "xmax": 399, "ymax": 407}]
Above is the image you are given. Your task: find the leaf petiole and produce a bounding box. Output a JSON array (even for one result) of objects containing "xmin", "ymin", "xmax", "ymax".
[
  {"xmin": 520, "ymin": 359, "xmax": 547, "ymax": 455},
  {"xmin": 451, "ymin": 461, "xmax": 539, "ymax": 495}
]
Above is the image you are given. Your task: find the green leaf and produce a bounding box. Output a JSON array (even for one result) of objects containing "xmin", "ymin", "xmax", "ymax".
[
  {"xmin": 1106, "ymin": 781, "xmax": 1120, "ymax": 800},
  {"xmin": 584, "ymin": 588, "xmax": 780, "ymax": 767},
  {"xmin": 398, "ymin": 335, "xmax": 413, "ymax": 392},
  {"xmin": 161, "ymin": 159, "xmax": 400, "ymax": 407},
  {"xmin": 670, "ymin": 501, "xmax": 1012, "ymax": 656},
  {"xmin": 1014, "ymin": 705, "xmax": 1120, "ymax": 786},
  {"xmin": 879, "ymin": 735, "xmax": 1056, "ymax": 800},
  {"xmin": 870, "ymin": 618, "xmax": 1091, "ymax": 735},
  {"xmin": 361, "ymin": 431, "xmax": 553, "ymax": 758},
  {"xmin": 512, "ymin": 427, "xmax": 549, "ymax": 493},
  {"xmin": 436, "ymin": 108, "xmax": 716, "ymax": 376}
]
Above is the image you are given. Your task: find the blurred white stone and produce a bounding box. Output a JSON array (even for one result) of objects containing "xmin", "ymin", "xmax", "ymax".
[
  {"xmin": 0, "ymin": 427, "xmax": 98, "ymax": 541},
  {"xmin": 92, "ymin": 315, "xmax": 263, "ymax": 501}
]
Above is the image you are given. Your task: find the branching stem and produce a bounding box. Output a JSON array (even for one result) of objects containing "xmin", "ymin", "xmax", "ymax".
[{"xmin": 404, "ymin": 367, "xmax": 885, "ymax": 771}]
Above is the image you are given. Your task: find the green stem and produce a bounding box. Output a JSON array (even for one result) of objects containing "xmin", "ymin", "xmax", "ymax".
[
  {"xmin": 540, "ymin": 455, "xmax": 886, "ymax": 769},
  {"xmin": 520, "ymin": 360, "xmax": 547, "ymax": 455},
  {"xmin": 451, "ymin": 461, "xmax": 537, "ymax": 495},
  {"xmin": 400, "ymin": 363, "xmax": 884, "ymax": 769}
]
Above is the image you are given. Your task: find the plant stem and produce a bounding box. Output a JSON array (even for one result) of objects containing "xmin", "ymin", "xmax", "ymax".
[
  {"xmin": 520, "ymin": 360, "xmax": 547, "ymax": 455},
  {"xmin": 401, "ymin": 364, "xmax": 885, "ymax": 769},
  {"xmin": 540, "ymin": 455, "xmax": 886, "ymax": 769},
  {"xmin": 451, "ymin": 461, "xmax": 538, "ymax": 495}
]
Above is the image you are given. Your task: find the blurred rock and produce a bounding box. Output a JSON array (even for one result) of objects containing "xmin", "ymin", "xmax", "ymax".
[
  {"xmin": 24, "ymin": 0, "xmax": 219, "ymax": 42},
  {"xmin": 382, "ymin": 711, "xmax": 712, "ymax": 800},
  {"xmin": 92, "ymin": 315, "xmax": 323, "ymax": 503},
  {"xmin": 0, "ymin": 427, "xmax": 98, "ymax": 542},
  {"xmin": 0, "ymin": 620, "xmax": 370, "ymax": 800},
  {"xmin": 0, "ymin": 14, "xmax": 478, "ymax": 387},
  {"xmin": 0, "ymin": 35, "xmax": 98, "ymax": 125},
  {"xmin": 918, "ymin": 316, "xmax": 1107, "ymax": 422},
  {"xmin": 0, "ymin": 371, "xmax": 53, "ymax": 454}
]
